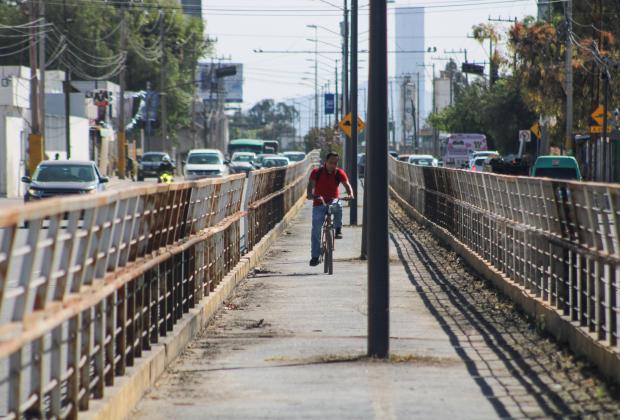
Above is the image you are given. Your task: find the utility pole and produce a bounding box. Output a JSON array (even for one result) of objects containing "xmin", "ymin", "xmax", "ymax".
[
  {"xmin": 38, "ymin": 0, "xmax": 45, "ymax": 142},
  {"xmin": 191, "ymin": 35, "xmax": 198, "ymax": 148},
  {"xmin": 117, "ymin": 0, "xmax": 127, "ymax": 179},
  {"xmin": 343, "ymin": 1, "xmax": 349, "ymax": 172},
  {"xmin": 349, "ymin": 0, "xmax": 358, "ymax": 226},
  {"xmin": 367, "ymin": 0, "xmax": 389, "ymax": 359},
  {"xmin": 416, "ymin": 71, "xmax": 420, "ymax": 151},
  {"xmin": 602, "ymin": 67, "xmax": 610, "ymax": 181},
  {"xmin": 565, "ymin": 0, "xmax": 573, "ymax": 155},
  {"xmin": 28, "ymin": 0, "xmax": 42, "ymax": 176},
  {"xmin": 63, "ymin": 0, "xmax": 71, "ymax": 158},
  {"xmin": 444, "ymin": 49, "xmax": 468, "ymax": 84},
  {"xmin": 335, "ymin": 59, "xmax": 339, "ymax": 122},
  {"xmin": 160, "ymin": 10, "xmax": 168, "ymax": 151}
]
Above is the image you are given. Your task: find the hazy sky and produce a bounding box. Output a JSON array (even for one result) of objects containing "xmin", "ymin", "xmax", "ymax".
[{"xmin": 203, "ymin": 0, "xmax": 538, "ymax": 109}]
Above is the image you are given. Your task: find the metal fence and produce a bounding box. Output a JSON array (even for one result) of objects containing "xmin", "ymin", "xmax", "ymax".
[
  {"xmin": 390, "ymin": 158, "xmax": 620, "ymax": 350},
  {"xmin": 0, "ymin": 152, "xmax": 316, "ymax": 419}
]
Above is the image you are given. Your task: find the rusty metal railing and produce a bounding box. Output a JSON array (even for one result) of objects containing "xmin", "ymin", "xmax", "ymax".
[
  {"xmin": 245, "ymin": 151, "xmax": 318, "ymax": 251},
  {"xmin": 0, "ymin": 152, "xmax": 316, "ymax": 419},
  {"xmin": 390, "ymin": 158, "xmax": 620, "ymax": 350}
]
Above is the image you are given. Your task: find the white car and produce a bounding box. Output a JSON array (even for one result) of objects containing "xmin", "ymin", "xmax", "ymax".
[
  {"xmin": 408, "ymin": 154, "xmax": 438, "ymax": 167},
  {"xmin": 282, "ymin": 151, "xmax": 306, "ymax": 163},
  {"xmin": 262, "ymin": 156, "xmax": 290, "ymax": 168},
  {"xmin": 184, "ymin": 149, "xmax": 229, "ymax": 179}
]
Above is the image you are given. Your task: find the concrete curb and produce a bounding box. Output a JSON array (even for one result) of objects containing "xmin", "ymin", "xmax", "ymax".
[
  {"xmin": 84, "ymin": 196, "xmax": 308, "ymax": 420},
  {"xmin": 390, "ymin": 187, "xmax": 620, "ymax": 385}
]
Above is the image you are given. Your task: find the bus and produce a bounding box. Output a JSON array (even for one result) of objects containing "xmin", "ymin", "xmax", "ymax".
[
  {"xmin": 228, "ymin": 139, "xmax": 280, "ymax": 156},
  {"xmin": 443, "ymin": 133, "xmax": 487, "ymax": 168}
]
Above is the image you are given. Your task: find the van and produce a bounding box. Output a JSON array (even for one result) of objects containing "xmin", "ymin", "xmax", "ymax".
[{"xmin": 530, "ymin": 156, "xmax": 582, "ymax": 181}]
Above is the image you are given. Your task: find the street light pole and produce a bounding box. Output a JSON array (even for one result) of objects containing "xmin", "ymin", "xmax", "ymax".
[
  {"xmin": 367, "ymin": 0, "xmax": 389, "ymax": 358},
  {"xmin": 313, "ymin": 26, "xmax": 319, "ymax": 129},
  {"xmin": 349, "ymin": 0, "xmax": 358, "ymax": 225}
]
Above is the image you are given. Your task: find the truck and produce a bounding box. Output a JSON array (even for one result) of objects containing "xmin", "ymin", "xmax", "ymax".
[{"xmin": 443, "ymin": 133, "xmax": 487, "ymax": 168}]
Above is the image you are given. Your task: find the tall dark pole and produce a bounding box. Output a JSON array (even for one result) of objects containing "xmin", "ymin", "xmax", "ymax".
[
  {"xmin": 367, "ymin": 0, "xmax": 389, "ymax": 358},
  {"xmin": 602, "ymin": 69, "xmax": 610, "ymax": 181},
  {"xmin": 63, "ymin": 0, "xmax": 71, "ymax": 158},
  {"xmin": 160, "ymin": 10, "xmax": 168, "ymax": 152},
  {"xmin": 343, "ymin": 1, "xmax": 349, "ymax": 172},
  {"xmin": 349, "ymin": 0, "xmax": 358, "ymax": 225},
  {"xmin": 117, "ymin": 0, "xmax": 127, "ymax": 178}
]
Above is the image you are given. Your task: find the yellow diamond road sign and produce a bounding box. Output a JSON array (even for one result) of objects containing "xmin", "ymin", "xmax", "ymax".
[
  {"xmin": 530, "ymin": 122, "xmax": 541, "ymax": 140},
  {"xmin": 338, "ymin": 113, "xmax": 366, "ymax": 138},
  {"xmin": 591, "ymin": 105, "xmax": 612, "ymax": 127}
]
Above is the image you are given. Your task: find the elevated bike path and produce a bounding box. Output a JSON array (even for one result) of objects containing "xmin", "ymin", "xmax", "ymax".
[{"xmin": 132, "ymin": 199, "xmax": 619, "ymax": 419}]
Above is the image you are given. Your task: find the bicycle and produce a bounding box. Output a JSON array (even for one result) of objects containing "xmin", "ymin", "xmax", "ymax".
[{"xmin": 316, "ymin": 196, "xmax": 350, "ymax": 275}]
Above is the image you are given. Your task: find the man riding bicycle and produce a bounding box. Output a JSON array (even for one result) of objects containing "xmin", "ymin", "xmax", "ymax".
[{"xmin": 307, "ymin": 152, "xmax": 354, "ymax": 267}]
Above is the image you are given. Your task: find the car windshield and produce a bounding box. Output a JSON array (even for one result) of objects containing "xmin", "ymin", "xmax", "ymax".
[
  {"xmin": 264, "ymin": 159, "xmax": 287, "ymax": 167},
  {"xmin": 534, "ymin": 167, "xmax": 579, "ymax": 180},
  {"xmin": 233, "ymin": 155, "xmax": 253, "ymax": 162},
  {"xmin": 411, "ymin": 159, "xmax": 432, "ymax": 166},
  {"xmin": 34, "ymin": 164, "xmax": 96, "ymax": 182},
  {"xmin": 142, "ymin": 154, "xmax": 165, "ymax": 162},
  {"xmin": 474, "ymin": 158, "xmax": 487, "ymax": 165},
  {"xmin": 188, "ymin": 154, "xmax": 221, "ymax": 165},
  {"xmin": 285, "ymin": 153, "xmax": 305, "ymax": 162}
]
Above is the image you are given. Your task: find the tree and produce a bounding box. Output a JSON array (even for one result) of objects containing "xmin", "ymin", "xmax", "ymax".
[
  {"xmin": 304, "ymin": 126, "xmax": 342, "ymax": 158},
  {"xmin": 230, "ymin": 99, "xmax": 298, "ymax": 141},
  {"xmin": 0, "ymin": 0, "xmax": 208, "ymax": 143}
]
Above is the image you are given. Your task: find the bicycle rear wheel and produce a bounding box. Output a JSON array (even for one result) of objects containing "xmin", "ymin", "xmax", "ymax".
[{"xmin": 324, "ymin": 229, "xmax": 334, "ymax": 275}]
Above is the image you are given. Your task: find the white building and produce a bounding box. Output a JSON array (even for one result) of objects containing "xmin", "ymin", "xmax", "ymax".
[
  {"xmin": 395, "ymin": 6, "xmax": 426, "ymax": 148},
  {"xmin": 0, "ymin": 67, "xmax": 91, "ymax": 198}
]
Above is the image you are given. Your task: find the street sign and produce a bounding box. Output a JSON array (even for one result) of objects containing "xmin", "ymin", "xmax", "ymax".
[
  {"xmin": 590, "ymin": 125, "xmax": 612, "ymax": 134},
  {"xmin": 591, "ymin": 105, "xmax": 612, "ymax": 127},
  {"xmin": 324, "ymin": 93, "xmax": 335, "ymax": 115},
  {"xmin": 530, "ymin": 122, "xmax": 541, "ymax": 140},
  {"xmin": 519, "ymin": 130, "xmax": 531, "ymax": 143},
  {"xmin": 338, "ymin": 113, "xmax": 366, "ymax": 138}
]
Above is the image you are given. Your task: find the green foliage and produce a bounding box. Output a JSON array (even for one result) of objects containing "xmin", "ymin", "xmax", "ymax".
[
  {"xmin": 304, "ymin": 126, "xmax": 342, "ymax": 158},
  {"xmin": 0, "ymin": 0, "xmax": 207, "ymax": 143},
  {"xmin": 429, "ymin": 79, "xmax": 536, "ymax": 155},
  {"xmin": 230, "ymin": 99, "xmax": 298, "ymax": 141}
]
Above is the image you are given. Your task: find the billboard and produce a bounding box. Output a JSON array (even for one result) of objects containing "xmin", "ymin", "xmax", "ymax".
[{"xmin": 199, "ymin": 62, "xmax": 243, "ymax": 103}]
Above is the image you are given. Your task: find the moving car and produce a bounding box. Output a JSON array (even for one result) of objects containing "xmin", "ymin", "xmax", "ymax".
[
  {"xmin": 229, "ymin": 152, "xmax": 256, "ymax": 175},
  {"xmin": 184, "ymin": 149, "xmax": 229, "ymax": 179},
  {"xmin": 138, "ymin": 151, "xmax": 173, "ymax": 181},
  {"xmin": 530, "ymin": 156, "xmax": 582, "ymax": 181},
  {"xmin": 408, "ymin": 154, "xmax": 438, "ymax": 167},
  {"xmin": 22, "ymin": 160, "xmax": 109, "ymax": 201},
  {"xmin": 389, "ymin": 150, "xmax": 399, "ymax": 159},
  {"xmin": 397, "ymin": 154, "xmax": 411, "ymax": 162},
  {"xmin": 253, "ymin": 153, "xmax": 276, "ymax": 169},
  {"xmin": 358, "ymin": 153, "xmax": 366, "ymax": 178},
  {"xmin": 469, "ymin": 157, "xmax": 489, "ymax": 172},
  {"xmin": 262, "ymin": 156, "xmax": 290, "ymax": 168},
  {"xmin": 282, "ymin": 151, "xmax": 306, "ymax": 162}
]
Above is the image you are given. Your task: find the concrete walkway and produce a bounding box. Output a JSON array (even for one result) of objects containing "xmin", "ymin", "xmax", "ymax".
[
  {"xmin": 133, "ymin": 202, "xmax": 499, "ymax": 419},
  {"xmin": 133, "ymin": 201, "xmax": 620, "ymax": 419}
]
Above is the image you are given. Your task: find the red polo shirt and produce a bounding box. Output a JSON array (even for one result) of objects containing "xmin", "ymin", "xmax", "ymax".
[{"xmin": 310, "ymin": 166, "xmax": 348, "ymax": 207}]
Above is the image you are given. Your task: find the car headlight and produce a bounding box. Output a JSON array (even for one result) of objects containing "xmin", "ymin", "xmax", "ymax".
[
  {"xmin": 28, "ymin": 188, "xmax": 43, "ymax": 196},
  {"xmin": 81, "ymin": 188, "xmax": 97, "ymax": 195}
]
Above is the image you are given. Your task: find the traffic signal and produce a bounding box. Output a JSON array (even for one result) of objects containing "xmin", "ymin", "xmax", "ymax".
[{"xmin": 461, "ymin": 63, "xmax": 484, "ymax": 75}]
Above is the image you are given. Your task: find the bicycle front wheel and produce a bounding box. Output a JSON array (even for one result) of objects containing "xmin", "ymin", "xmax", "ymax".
[{"xmin": 324, "ymin": 229, "xmax": 334, "ymax": 275}]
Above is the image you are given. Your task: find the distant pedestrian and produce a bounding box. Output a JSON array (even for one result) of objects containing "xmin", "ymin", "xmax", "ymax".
[
  {"xmin": 54, "ymin": 153, "xmax": 60, "ymax": 160},
  {"xmin": 126, "ymin": 157, "xmax": 135, "ymax": 181}
]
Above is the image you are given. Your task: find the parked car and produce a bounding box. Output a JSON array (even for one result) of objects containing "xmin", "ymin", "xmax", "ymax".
[
  {"xmin": 530, "ymin": 156, "xmax": 582, "ymax": 181},
  {"xmin": 358, "ymin": 153, "xmax": 366, "ymax": 178},
  {"xmin": 229, "ymin": 152, "xmax": 256, "ymax": 175},
  {"xmin": 22, "ymin": 160, "xmax": 109, "ymax": 201},
  {"xmin": 408, "ymin": 154, "xmax": 438, "ymax": 167},
  {"xmin": 138, "ymin": 151, "xmax": 173, "ymax": 181},
  {"xmin": 253, "ymin": 153, "xmax": 276, "ymax": 169},
  {"xmin": 262, "ymin": 156, "xmax": 290, "ymax": 168},
  {"xmin": 184, "ymin": 149, "xmax": 229, "ymax": 179},
  {"xmin": 282, "ymin": 151, "xmax": 306, "ymax": 162}
]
